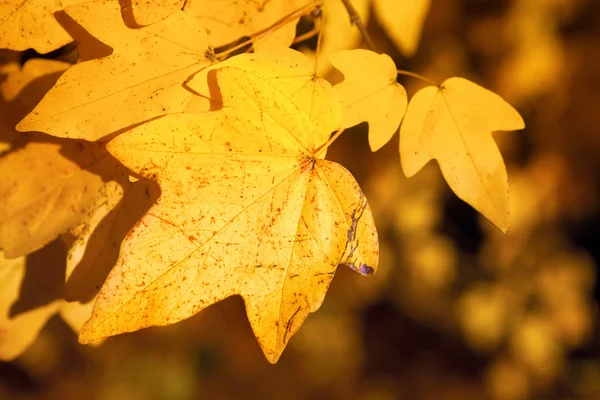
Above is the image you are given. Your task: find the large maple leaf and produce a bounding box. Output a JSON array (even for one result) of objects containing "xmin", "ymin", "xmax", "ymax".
[
  {"xmin": 17, "ymin": 0, "xmax": 215, "ymax": 141},
  {"xmin": 79, "ymin": 49, "xmax": 379, "ymax": 363}
]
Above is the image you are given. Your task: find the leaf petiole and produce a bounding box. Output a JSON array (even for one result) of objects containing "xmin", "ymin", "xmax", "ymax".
[
  {"xmin": 313, "ymin": 128, "xmax": 345, "ymax": 158},
  {"xmin": 396, "ymin": 69, "xmax": 439, "ymax": 86}
]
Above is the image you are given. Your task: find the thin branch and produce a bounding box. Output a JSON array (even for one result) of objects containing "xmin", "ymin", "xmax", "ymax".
[
  {"xmin": 397, "ymin": 69, "xmax": 439, "ymax": 86},
  {"xmin": 215, "ymin": 0, "xmax": 323, "ymax": 59},
  {"xmin": 314, "ymin": 9, "xmax": 325, "ymax": 72},
  {"xmin": 340, "ymin": 0, "xmax": 375, "ymax": 51}
]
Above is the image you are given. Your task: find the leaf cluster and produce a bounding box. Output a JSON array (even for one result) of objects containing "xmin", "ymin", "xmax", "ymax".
[{"xmin": 0, "ymin": 0, "xmax": 523, "ymax": 363}]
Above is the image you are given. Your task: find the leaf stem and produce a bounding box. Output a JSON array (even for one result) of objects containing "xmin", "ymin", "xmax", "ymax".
[
  {"xmin": 293, "ymin": 8, "xmax": 323, "ymax": 45},
  {"xmin": 214, "ymin": 0, "xmax": 323, "ymax": 59},
  {"xmin": 314, "ymin": 9, "xmax": 325, "ymax": 72},
  {"xmin": 396, "ymin": 69, "xmax": 439, "ymax": 86},
  {"xmin": 340, "ymin": 0, "xmax": 375, "ymax": 50},
  {"xmin": 314, "ymin": 128, "xmax": 345, "ymax": 158}
]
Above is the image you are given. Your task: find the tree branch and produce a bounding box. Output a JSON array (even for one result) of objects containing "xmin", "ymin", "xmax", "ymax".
[{"xmin": 340, "ymin": 0, "xmax": 375, "ymax": 51}]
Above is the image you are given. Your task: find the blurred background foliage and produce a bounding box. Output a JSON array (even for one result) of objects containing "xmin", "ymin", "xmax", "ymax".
[{"xmin": 2, "ymin": 0, "xmax": 600, "ymax": 399}]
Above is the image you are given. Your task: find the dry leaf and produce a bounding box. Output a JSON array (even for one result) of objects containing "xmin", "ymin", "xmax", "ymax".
[
  {"xmin": 373, "ymin": 0, "xmax": 431, "ymax": 56},
  {"xmin": 329, "ymin": 49, "xmax": 407, "ymax": 151},
  {"xmin": 0, "ymin": 0, "xmax": 85, "ymax": 53},
  {"xmin": 400, "ymin": 78, "xmax": 525, "ymax": 232},
  {"xmin": 17, "ymin": 0, "xmax": 215, "ymax": 141},
  {"xmin": 80, "ymin": 49, "xmax": 379, "ymax": 363}
]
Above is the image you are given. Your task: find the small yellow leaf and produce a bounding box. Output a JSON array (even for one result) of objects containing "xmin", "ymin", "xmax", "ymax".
[
  {"xmin": 329, "ymin": 49, "xmax": 407, "ymax": 151},
  {"xmin": 130, "ymin": 0, "xmax": 185, "ymax": 26},
  {"xmin": 80, "ymin": 51, "xmax": 378, "ymax": 363},
  {"xmin": 400, "ymin": 78, "xmax": 524, "ymax": 232},
  {"xmin": 17, "ymin": 0, "xmax": 214, "ymax": 141},
  {"xmin": 0, "ymin": 0, "xmax": 85, "ymax": 53},
  {"xmin": 373, "ymin": 0, "xmax": 431, "ymax": 56}
]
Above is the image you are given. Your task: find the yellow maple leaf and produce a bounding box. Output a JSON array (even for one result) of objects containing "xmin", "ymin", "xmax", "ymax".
[
  {"xmin": 0, "ymin": 240, "xmax": 95, "ymax": 361},
  {"xmin": 372, "ymin": 0, "xmax": 431, "ymax": 56},
  {"xmin": 183, "ymin": 0, "xmax": 303, "ymax": 49},
  {"xmin": 130, "ymin": 0, "xmax": 185, "ymax": 26},
  {"xmin": 0, "ymin": 0, "xmax": 85, "ymax": 53},
  {"xmin": 17, "ymin": 0, "xmax": 215, "ymax": 141},
  {"xmin": 79, "ymin": 49, "xmax": 379, "ymax": 363},
  {"xmin": 399, "ymin": 78, "xmax": 525, "ymax": 233},
  {"xmin": 329, "ymin": 49, "xmax": 407, "ymax": 151}
]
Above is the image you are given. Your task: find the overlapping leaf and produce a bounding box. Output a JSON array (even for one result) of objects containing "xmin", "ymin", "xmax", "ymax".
[
  {"xmin": 329, "ymin": 49, "xmax": 407, "ymax": 151},
  {"xmin": 0, "ymin": 0, "xmax": 86, "ymax": 53},
  {"xmin": 0, "ymin": 58, "xmax": 130, "ymax": 258},
  {"xmin": 79, "ymin": 49, "xmax": 379, "ymax": 363},
  {"xmin": 17, "ymin": 0, "xmax": 215, "ymax": 141},
  {"xmin": 400, "ymin": 78, "xmax": 525, "ymax": 232}
]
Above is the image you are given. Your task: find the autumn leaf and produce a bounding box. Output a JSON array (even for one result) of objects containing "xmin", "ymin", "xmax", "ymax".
[
  {"xmin": 0, "ymin": 134, "xmax": 128, "ymax": 258},
  {"xmin": 329, "ymin": 49, "xmax": 407, "ymax": 151},
  {"xmin": 183, "ymin": 0, "xmax": 303, "ymax": 49},
  {"xmin": 130, "ymin": 0, "xmax": 185, "ymax": 26},
  {"xmin": 79, "ymin": 49, "xmax": 379, "ymax": 363},
  {"xmin": 0, "ymin": 240, "xmax": 95, "ymax": 361},
  {"xmin": 0, "ymin": 0, "xmax": 86, "ymax": 53},
  {"xmin": 399, "ymin": 78, "xmax": 525, "ymax": 232},
  {"xmin": 373, "ymin": 0, "xmax": 431, "ymax": 56},
  {"xmin": 0, "ymin": 58, "xmax": 130, "ymax": 257},
  {"xmin": 17, "ymin": 0, "xmax": 215, "ymax": 141}
]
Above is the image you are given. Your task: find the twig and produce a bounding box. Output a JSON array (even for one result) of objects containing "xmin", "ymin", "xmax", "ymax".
[
  {"xmin": 397, "ymin": 69, "xmax": 439, "ymax": 86},
  {"xmin": 340, "ymin": 0, "xmax": 375, "ymax": 51},
  {"xmin": 215, "ymin": 0, "xmax": 323, "ymax": 59}
]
